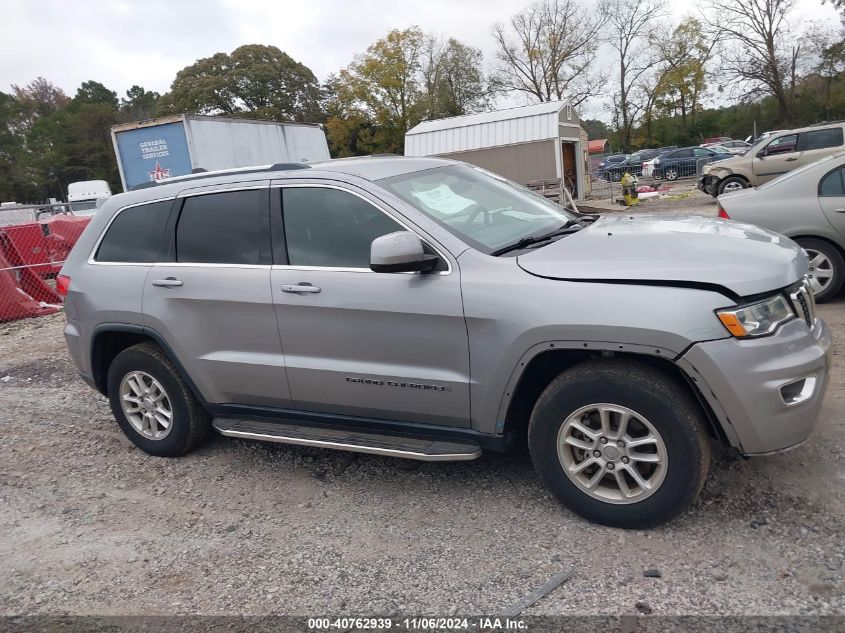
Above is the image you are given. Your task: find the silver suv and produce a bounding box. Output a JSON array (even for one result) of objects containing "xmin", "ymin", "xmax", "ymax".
[{"xmin": 59, "ymin": 157, "xmax": 832, "ymax": 528}]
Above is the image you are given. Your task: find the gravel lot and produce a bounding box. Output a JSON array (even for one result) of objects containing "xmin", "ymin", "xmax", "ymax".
[{"xmin": 1, "ymin": 290, "xmax": 843, "ymax": 618}]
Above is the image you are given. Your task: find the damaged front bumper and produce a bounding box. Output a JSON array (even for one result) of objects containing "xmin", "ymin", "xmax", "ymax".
[{"xmin": 678, "ymin": 317, "xmax": 832, "ymax": 455}]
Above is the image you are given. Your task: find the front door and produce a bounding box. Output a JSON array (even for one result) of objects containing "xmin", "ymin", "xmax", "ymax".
[
  {"xmin": 753, "ymin": 133, "xmax": 799, "ymax": 183},
  {"xmin": 269, "ymin": 182, "xmax": 471, "ymax": 427},
  {"xmin": 142, "ymin": 183, "xmax": 292, "ymax": 408}
]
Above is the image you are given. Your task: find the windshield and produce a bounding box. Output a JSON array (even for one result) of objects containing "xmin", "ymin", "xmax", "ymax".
[
  {"xmin": 69, "ymin": 199, "xmax": 98, "ymax": 212},
  {"xmin": 378, "ymin": 165, "xmax": 577, "ymax": 254}
]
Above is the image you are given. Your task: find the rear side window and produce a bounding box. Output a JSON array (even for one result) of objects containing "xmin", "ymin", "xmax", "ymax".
[
  {"xmin": 819, "ymin": 167, "xmax": 845, "ymax": 197},
  {"xmin": 673, "ymin": 149, "xmax": 694, "ymax": 158},
  {"xmin": 95, "ymin": 200, "xmax": 171, "ymax": 263},
  {"xmin": 176, "ymin": 189, "xmax": 262, "ymax": 265},
  {"xmin": 798, "ymin": 128, "xmax": 844, "ymax": 152},
  {"xmin": 282, "ymin": 187, "xmax": 403, "ymax": 268}
]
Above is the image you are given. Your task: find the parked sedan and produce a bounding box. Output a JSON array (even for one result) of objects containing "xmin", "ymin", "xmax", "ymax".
[
  {"xmin": 718, "ymin": 140, "xmax": 752, "ymax": 155},
  {"xmin": 653, "ymin": 146, "xmax": 733, "ymax": 181},
  {"xmin": 595, "ymin": 154, "xmax": 628, "ymax": 178},
  {"xmin": 603, "ymin": 149, "xmax": 662, "ymax": 181},
  {"xmin": 717, "ymin": 151, "xmax": 845, "ymax": 301}
]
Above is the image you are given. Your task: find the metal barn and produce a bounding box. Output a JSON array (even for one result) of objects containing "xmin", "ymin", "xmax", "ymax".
[{"xmin": 404, "ymin": 101, "xmax": 589, "ymax": 201}]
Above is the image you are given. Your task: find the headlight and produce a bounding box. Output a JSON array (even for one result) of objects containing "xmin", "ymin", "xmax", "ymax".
[{"xmin": 716, "ymin": 294, "xmax": 796, "ymax": 338}]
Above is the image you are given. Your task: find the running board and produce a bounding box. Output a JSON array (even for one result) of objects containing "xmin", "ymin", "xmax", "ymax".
[{"xmin": 212, "ymin": 417, "xmax": 482, "ymax": 461}]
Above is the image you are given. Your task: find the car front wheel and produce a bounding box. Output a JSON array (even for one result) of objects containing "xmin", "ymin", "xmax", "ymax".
[
  {"xmin": 528, "ymin": 360, "xmax": 711, "ymax": 528},
  {"xmin": 717, "ymin": 176, "xmax": 748, "ymax": 196}
]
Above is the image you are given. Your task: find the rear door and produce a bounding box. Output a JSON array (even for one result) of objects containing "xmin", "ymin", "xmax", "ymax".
[
  {"xmin": 753, "ymin": 133, "xmax": 799, "ymax": 183},
  {"xmin": 818, "ymin": 164, "xmax": 845, "ymax": 239},
  {"xmin": 796, "ymin": 127, "xmax": 845, "ymax": 167},
  {"xmin": 142, "ymin": 182, "xmax": 292, "ymax": 408},
  {"xmin": 269, "ymin": 181, "xmax": 471, "ymax": 427}
]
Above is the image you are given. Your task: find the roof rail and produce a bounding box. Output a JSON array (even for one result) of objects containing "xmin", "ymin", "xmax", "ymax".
[
  {"xmin": 809, "ymin": 119, "xmax": 845, "ymax": 127},
  {"xmin": 128, "ymin": 162, "xmax": 312, "ymax": 191}
]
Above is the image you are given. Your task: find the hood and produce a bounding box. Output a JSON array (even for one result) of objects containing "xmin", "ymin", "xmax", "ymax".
[
  {"xmin": 517, "ymin": 214, "xmax": 807, "ymax": 298},
  {"xmin": 705, "ymin": 154, "xmax": 744, "ymax": 172}
]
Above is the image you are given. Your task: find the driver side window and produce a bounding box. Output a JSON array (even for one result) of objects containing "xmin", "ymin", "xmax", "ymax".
[
  {"xmin": 281, "ymin": 187, "xmax": 403, "ymax": 269},
  {"xmin": 764, "ymin": 134, "xmax": 798, "ymax": 155}
]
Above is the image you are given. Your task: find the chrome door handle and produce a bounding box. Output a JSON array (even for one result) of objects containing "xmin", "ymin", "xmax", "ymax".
[
  {"xmin": 282, "ymin": 283, "xmax": 321, "ymax": 294},
  {"xmin": 836, "ymin": 208, "xmax": 845, "ymax": 213},
  {"xmin": 152, "ymin": 278, "xmax": 183, "ymax": 288}
]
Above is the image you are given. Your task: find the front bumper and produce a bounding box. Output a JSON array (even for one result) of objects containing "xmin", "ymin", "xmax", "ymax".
[
  {"xmin": 678, "ymin": 317, "xmax": 832, "ymax": 455},
  {"xmin": 698, "ymin": 174, "xmax": 719, "ymax": 196}
]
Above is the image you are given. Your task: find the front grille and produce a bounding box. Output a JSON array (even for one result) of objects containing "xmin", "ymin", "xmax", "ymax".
[{"xmin": 788, "ymin": 278, "xmax": 816, "ymax": 327}]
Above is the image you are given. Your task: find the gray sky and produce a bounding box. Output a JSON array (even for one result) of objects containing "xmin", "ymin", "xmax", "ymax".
[{"xmin": 1, "ymin": 0, "xmax": 839, "ymax": 121}]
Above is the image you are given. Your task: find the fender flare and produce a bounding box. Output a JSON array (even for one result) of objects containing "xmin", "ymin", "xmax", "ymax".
[{"xmin": 90, "ymin": 322, "xmax": 206, "ymax": 403}]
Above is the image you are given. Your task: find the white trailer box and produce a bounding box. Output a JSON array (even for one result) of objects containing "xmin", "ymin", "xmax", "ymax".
[{"xmin": 111, "ymin": 114, "xmax": 330, "ymax": 191}]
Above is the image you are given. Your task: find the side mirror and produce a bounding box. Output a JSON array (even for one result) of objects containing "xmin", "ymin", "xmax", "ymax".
[
  {"xmin": 370, "ymin": 231, "xmax": 440, "ymax": 273},
  {"xmin": 756, "ymin": 149, "xmax": 767, "ymax": 158}
]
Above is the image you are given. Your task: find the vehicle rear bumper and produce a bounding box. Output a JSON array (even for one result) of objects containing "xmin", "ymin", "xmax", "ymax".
[
  {"xmin": 678, "ymin": 317, "xmax": 832, "ymax": 455},
  {"xmin": 698, "ymin": 175, "xmax": 719, "ymax": 196},
  {"xmin": 64, "ymin": 319, "xmax": 93, "ymax": 384}
]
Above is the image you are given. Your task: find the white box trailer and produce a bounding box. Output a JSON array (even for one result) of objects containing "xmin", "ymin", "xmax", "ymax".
[{"xmin": 111, "ymin": 114, "xmax": 330, "ymax": 191}]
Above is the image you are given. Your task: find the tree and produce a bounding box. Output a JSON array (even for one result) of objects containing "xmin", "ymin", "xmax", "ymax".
[
  {"xmin": 327, "ymin": 27, "xmax": 426, "ymax": 154},
  {"xmin": 120, "ymin": 86, "xmax": 160, "ymax": 120},
  {"xmin": 492, "ymin": 0, "xmax": 607, "ymax": 106},
  {"xmin": 158, "ymin": 45, "xmax": 323, "ymax": 122},
  {"xmin": 600, "ymin": 0, "xmax": 667, "ymax": 151},
  {"xmin": 74, "ymin": 81, "xmax": 118, "ymax": 108},
  {"xmin": 703, "ymin": 0, "xmax": 801, "ymax": 124},
  {"xmin": 650, "ymin": 18, "xmax": 715, "ymax": 137},
  {"xmin": 421, "ymin": 36, "xmax": 490, "ymax": 117},
  {"xmin": 824, "ymin": 0, "xmax": 845, "ymax": 24}
]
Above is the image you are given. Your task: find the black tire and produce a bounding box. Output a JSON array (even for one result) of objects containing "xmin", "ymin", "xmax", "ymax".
[
  {"xmin": 527, "ymin": 359, "xmax": 711, "ymax": 529},
  {"xmin": 107, "ymin": 342, "xmax": 210, "ymax": 457},
  {"xmin": 716, "ymin": 176, "xmax": 748, "ymax": 196},
  {"xmin": 795, "ymin": 237, "xmax": 845, "ymax": 303},
  {"xmin": 665, "ymin": 167, "xmax": 679, "ymax": 181}
]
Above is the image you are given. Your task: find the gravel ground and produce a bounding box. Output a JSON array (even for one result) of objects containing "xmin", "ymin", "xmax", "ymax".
[{"xmin": 0, "ymin": 301, "xmax": 843, "ymax": 618}]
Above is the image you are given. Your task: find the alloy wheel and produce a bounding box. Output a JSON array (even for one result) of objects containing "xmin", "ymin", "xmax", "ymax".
[
  {"xmin": 804, "ymin": 248, "xmax": 834, "ymax": 295},
  {"xmin": 721, "ymin": 180, "xmax": 744, "ymax": 193},
  {"xmin": 557, "ymin": 403, "xmax": 668, "ymax": 504},
  {"xmin": 119, "ymin": 371, "xmax": 174, "ymax": 440},
  {"xmin": 666, "ymin": 168, "xmax": 678, "ymax": 181}
]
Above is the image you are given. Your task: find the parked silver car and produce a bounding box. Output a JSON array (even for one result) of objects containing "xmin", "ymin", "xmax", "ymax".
[
  {"xmin": 58, "ymin": 157, "xmax": 832, "ymax": 528},
  {"xmin": 718, "ymin": 151, "xmax": 845, "ymax": 302}
]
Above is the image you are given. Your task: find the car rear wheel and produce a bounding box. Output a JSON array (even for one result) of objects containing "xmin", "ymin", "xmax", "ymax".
[
  {"xmin": 796, "ymin": 238, "xmax": 845, "ymax": 303},
  {"xmin": 527, "ymin": 359, "xmax": 711, "ymax": 528},
  {"xmin": 107, "ymin": 342, "xmax": 210, "ymax": 457},
  {"xmin": 717, "ymin": 176, "xmax": 748, "ymax": 195}
]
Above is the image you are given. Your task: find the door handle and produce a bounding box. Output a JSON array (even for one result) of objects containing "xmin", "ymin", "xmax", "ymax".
[
  {"xmin": 282, "ymin": 283, "xmax": 321, "ymax": 294},
  {"xmin": 835, "ymin": 208, "xmax": 845, "ymax": 213},
  {"xmin": 785, "ymin": 157, "xmax": 798, "ymax": 162},
  {"xmin": 151, "ymin": 277, "xmax": 183, "ymax": 288}
]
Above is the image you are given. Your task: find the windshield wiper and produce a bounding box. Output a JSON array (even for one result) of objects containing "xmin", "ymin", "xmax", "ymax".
[{"xmin": 491, "ymin": 219, "xmax": 583, "ymax": 257}]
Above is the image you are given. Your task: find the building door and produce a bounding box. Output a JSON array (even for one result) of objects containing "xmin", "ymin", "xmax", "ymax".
[{"xmin": 561, "ymin": 142, "xmax": 578, "ymax": 199}]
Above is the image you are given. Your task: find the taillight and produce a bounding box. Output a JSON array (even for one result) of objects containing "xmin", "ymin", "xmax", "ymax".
[
  {"xmin": 56, "ymin": 274, "xmax": 70, "ymax": 297},
  {"xmin": 717, "ymin": 204, "xmax": 730, "ymax": 219}
]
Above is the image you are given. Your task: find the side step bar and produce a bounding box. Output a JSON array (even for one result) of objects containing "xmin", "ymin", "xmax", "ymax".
[{"xmin": 212, "ymin": 417, "xmax": 482, "ymax": 462}]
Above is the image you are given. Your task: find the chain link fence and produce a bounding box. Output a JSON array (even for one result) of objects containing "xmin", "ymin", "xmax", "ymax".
[
  {"xmin": 0, "ymin": 204, "xmax": 92, "ymax": 323},
  {"xmin": 588, "ymin": 157, "xmax": 711, "ymax": 202}
]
